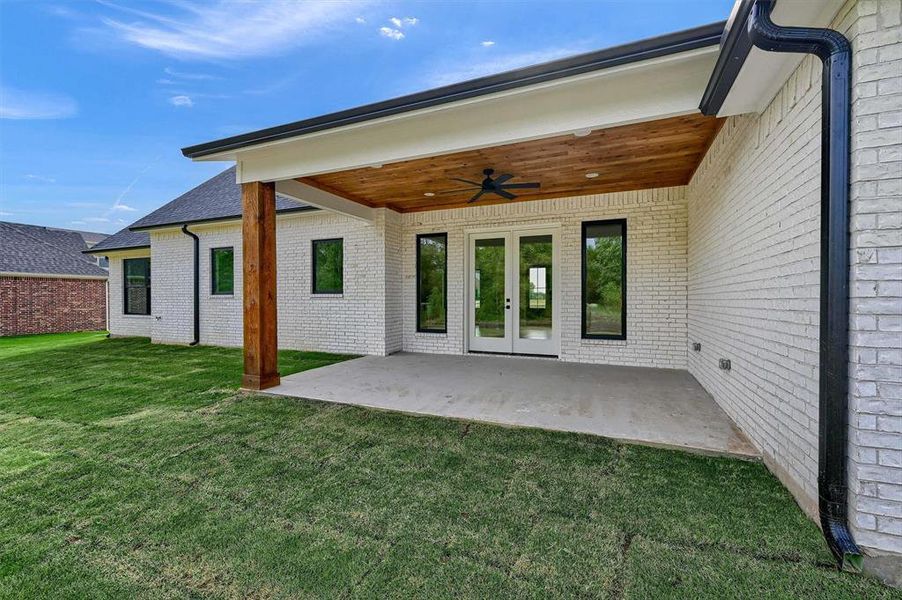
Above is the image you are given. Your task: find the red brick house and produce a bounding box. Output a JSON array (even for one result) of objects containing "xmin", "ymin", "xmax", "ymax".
[{"xmin": 0, "ymin": 221, "xmax": 109, "ymax": 336}]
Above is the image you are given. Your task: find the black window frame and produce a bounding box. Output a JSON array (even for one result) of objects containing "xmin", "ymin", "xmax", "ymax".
[
  {"xmin": 311, "ymin": 238, "xmax": 344, "ymax": 294},
  {"xmin": 581, "ymin": 219, "xmax": 627, "ymax": 340},
  {"xmin": 210, "ymin": 246, "xmax": 235, "ymax": 296},
  {"xmin": 123, "ymin": 257, "xmax": 151, "ymax": 316},
  {"xmin": 415, "ymin": 232, "xmax": 448, "ymax": 333}
]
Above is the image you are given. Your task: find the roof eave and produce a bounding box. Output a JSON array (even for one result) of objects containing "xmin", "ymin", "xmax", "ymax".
[
  {"xmin": 83, "ymin": 245, "xmax": 151, "ymax": 255},
  {"xmin": 128, "ymin": 205, "xmax": 319, "ymax": 232},
  {"xmin": 699, "ymin": 0, "xmax": 754, "ymax": 116},
  {"xmin": 182, "ymin": 21, "xmax": 725, "ymax": 160}
]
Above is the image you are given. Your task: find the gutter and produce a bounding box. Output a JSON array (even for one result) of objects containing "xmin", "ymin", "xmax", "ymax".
[
  {"xmin": 181, "ymin": 225, "xmax": 200, "ymax": 346},
  {"xmin": 699, "ymin": 0, "xmax": 755, "ymax": 115},
  {"xmin": 182, "ymin": 22, "xmax": 725, "ymax": 159},
  {"xmin": 746, "ymin": 0, "xmax": 861, "ymax": 572}
]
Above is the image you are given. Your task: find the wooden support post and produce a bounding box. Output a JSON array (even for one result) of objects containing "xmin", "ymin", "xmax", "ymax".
[{"xmin": 242, "ymin": 180, "xmax": 280, "ymax": 390}]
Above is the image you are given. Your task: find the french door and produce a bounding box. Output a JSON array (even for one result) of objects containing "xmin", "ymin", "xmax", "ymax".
[{"xmin": 467, "ymin": 228, "xmax": 559, "ymax": 356}]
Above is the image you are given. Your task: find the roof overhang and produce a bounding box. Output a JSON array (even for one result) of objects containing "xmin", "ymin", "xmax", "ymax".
[
  {"xmin": 0, "ymin": 271, "xmax": 108, "ymax": 280},
  {"xmin": 127, "ymin": 205, "xmax": 318, "ymax": 232},
  {"xmin": 181, "ymin": 23, "xmax": 724, "ymax": 188},
  {"xmin": 700, "ymin": 0, "xmax": 847, "ymax": 116}
]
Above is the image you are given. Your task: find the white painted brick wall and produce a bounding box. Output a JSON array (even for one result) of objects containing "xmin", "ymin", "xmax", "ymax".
[
  {"xmin": 689, "ymin": 0, "xmax": 901, "ymax": 556},
  {"xmin": 134, "ymin": 210, "xmax": 395, "ymax": 355},
  {"xmin": 845, "ymin": 0, "xmax": 902, "ymax": 556},
  {"xmin": 106, "ymin": 252, "xmax": 152, "ymax": 338},
  {"xmin": 401, "ymin": 188, "xmax": 689, "ymax": 368},
  {"xmin": 111, "ymin": 186, "xmax": 689, "ymax": 370},
  {"xmin": 150, "ymin": 229, "xmax": 194, "ymax": 344}
]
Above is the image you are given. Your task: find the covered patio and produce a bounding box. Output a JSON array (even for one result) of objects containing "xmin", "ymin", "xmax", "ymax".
[{"xmin": 262, "ymin": 352, "xmax": 758, "ymax": 459}]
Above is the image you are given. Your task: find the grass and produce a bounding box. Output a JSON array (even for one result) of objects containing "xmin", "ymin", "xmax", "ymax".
[
  {"xmin": 0, "ymin": 333, "xmax": 896, "ymax": 599},
  {"xmin": 0, "ymin": 330, "xmax": 108, "ymax": 360}
]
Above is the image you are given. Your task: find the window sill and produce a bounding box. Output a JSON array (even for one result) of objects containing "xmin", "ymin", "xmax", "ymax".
[
  {"xmin": 122, "ymin": 313, "xmax": 152, "ymax": 318},
  {"xmin": 210, "ymin": 293, "xmax": 235, "ymax": 298},
  {"xmin": 311, "ymin": 293, "xmax": 343, "ymax": 299},
  {"xmin": 415, "ymin": 330, "xmax": 447, "ymax": 336}
]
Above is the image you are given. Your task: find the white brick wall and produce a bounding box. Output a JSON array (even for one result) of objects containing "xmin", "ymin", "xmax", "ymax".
[
  {"xmin": 106, "ymin": 251, "xmax": 152, "ymax": 338},
  {"xmin": 401, "ymin": 188, "xmax": 689, "ymax": 368},
  {"xmin": 110, "ymin": 187, "xmax": 689, "ymax": 370},
  {"xmin": 689, "ymin": 0, "xmax": 901, "ymax": 556},
  {"xmin": 150, "ymin": 229, "xmax": 194, "ymax": 344},
  {"xmin": 845, "ymin": 0, "xmax": 902, "ymax": 555}
]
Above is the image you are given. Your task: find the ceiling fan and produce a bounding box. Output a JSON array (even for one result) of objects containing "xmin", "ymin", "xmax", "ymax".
[{"xmin": 440, "ymin": 168, "xmax": 540, "ymax": 203}]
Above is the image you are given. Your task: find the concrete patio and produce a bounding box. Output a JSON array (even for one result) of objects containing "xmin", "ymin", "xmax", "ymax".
[{"xmin": 263, "ymin": 353, "xmax": 758, "ymax": 458}]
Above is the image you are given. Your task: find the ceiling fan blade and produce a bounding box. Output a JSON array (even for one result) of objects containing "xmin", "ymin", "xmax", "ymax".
[
  {"xmin": 467, "ymin": 190, "xmax": 486, "ymax": 203},
  {"xmin": 498, "ymin": 182, "xmax": 540, "ymax": 189},
  {"xmin": 450, "ymin": 178, "xmax": 482, "ymax": 186},
  {"xmin": 493, "ymin": 174, "xmax": 514, "ymax": 185},
  {"xmin": 495, "ymin": 189, "xmax": 516, "ymax": 200}
]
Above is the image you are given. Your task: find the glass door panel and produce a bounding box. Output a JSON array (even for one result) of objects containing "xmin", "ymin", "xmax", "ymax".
[
  {"xmin": 469, "ymin": 234, "xmax": 511, "ymax": 353},
  {"xmin": 518, "ymin": 235, "xmax": 553, "ymax": 340},
  {"xmin": 474, "ymin": 238, "xmax": 506, "ymax": 339},
  {"xmin": 513, "ymin": 230, "xmax": 558, "ymax": 355}
]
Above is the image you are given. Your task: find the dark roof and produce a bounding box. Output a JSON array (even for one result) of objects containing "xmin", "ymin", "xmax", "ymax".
[
  {"xmin": 86, "ymin": 226, "xmax": 150, "ymax": 254},
  {"xmin": 182, "ymin": 22, "xmax": 725, "ymax": 159},
  {"xmin": 128, "ymin": 166, "xmax": 315, "ymax": 231},
  {"xmin": 0, "ymin": 221, "xmax": 108, "ymax": 277}
]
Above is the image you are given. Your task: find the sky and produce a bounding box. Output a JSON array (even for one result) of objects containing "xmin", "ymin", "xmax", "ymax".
[{"xmin": 0, "ymin": 0, "xmax": 733, "ymax": 234}]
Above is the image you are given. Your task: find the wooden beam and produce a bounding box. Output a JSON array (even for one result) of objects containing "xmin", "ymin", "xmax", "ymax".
[
  {"xmin": 275, "ymin": 178, "xmax": 376, "ymax": 222},
  {"xmin": 242, "ymin": 181, "xmax": 280, "ymax": 390}
]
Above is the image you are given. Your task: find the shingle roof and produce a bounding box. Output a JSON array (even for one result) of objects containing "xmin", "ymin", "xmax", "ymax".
[
  {"xmin": 0, "ymin": 221, "xmax": 109, "ymax": 277},
  {"xmin": 86, "ymin": 226, "xmax": 150, "ymax": 254},
  {"xmin": 128, "ymin": 166, "xmax": 314, "ymax": 231}
]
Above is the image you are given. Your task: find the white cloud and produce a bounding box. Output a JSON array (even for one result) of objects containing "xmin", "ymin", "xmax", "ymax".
[
  {"xmin": 25, "ymin": 174, "xmax": 57, "ymax": 183},
  {"xmin": 84, "ymin": 216, "xmax": 111, "ymax": 223},
  {"xmin": 98, "ymin": 1, "xmax": 368, "ymax": 60},
  {"xmin": 355, "ymin": 16, "xmax": 366, "ymax": 24},
  {"xmin": 0, "ymin": 211, "xmax": 13, "ymax": 217},
  {"xmin": 70, "ymin": 220, "xmax": 87, "ymax": 225},
  {"xmin": 156, "ymin": 78, "xmax": 175, "ymax": 85},
  {"xmin": 163, "ymin": 67, "xmax": 218, "ymax": 81},
  {"xmin": 0, "ymin": 86, "xmax": 77, "ymax": 120},
  {"xmin": 389, "ymin": 16, "xmax": 418, "ymax": 28},
  {"xmin": 112, "ymin": 204, "xmax": 137, "ymax": 212},
  {"xmin": 169, "ymin": 95, "xmax": 193, "ymax": 107},
  {"xmin": 481, "ymin": 40, "xmax": 495, "ymax": 47},
  {"xmin": 379, "ymin": 26, "xmax": 404, "ymax": 41},
  {"xmin": 425, "ymin": 45, "xmax": 589, "ymax": 87}
]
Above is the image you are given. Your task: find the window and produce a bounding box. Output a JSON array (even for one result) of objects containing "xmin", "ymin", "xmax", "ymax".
[
  {"xmin": 582, "ymin": 219, "xmax": 626, "ymax": 339},
  {"xmin": 312, "ymin": 238, "xmax": 343, "ymax": 294},
  {"xmin": 528, "ymin": 266, "xmax": 547, "ymax": 309},
  {"xmin": 211, "ymin": 247, "xmax": 234, "ymax": 295},
  {"xmin": 123, "ymin": 257, "xmax": 151, "ymax": 315},
  {"xmin": 416, "ymin": 233, "xmax": 447, "ymax": 332}
]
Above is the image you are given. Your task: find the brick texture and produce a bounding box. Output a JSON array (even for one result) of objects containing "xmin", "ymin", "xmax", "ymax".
[
  {"xmin": 688, "ymin": 0, "xmax": 901, "ymax": 556},
  {"xmin": 0, "ymin": 276, "xmax": 106, "ymax": 336},
  {"xmin": 401, "ymin": 188, "xmax": 689, "ymax": 368},
  {"xmin": 107, "ymin": 252, "xmax": 153, "ymax": 338},
  {"xmin": 845, "ymin": 0, "xmax": 902, "ymax": 556}
]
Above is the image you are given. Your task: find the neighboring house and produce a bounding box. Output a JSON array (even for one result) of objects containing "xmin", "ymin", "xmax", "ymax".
[
  {"xmin": 87, "ymin": 0, "xmax": 900, "ymax": 572},
  {"xmin": 0, "ymin": 221, "xmax": 109, "ymax": 336}
]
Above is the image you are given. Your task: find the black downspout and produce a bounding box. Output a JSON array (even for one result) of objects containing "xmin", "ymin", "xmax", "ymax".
[
  {"xmin": 181, "ymin": 225, "xmax": 200, "ymax": 346},
  {"xmin": 748, "ymin": 0, "xmax": 861, "ymax": 572}
]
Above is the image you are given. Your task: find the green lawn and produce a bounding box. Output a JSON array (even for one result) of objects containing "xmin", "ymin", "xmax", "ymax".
[{"xmin": 0, "ymin": 334, "xmax": 895, "ymax": 599}]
